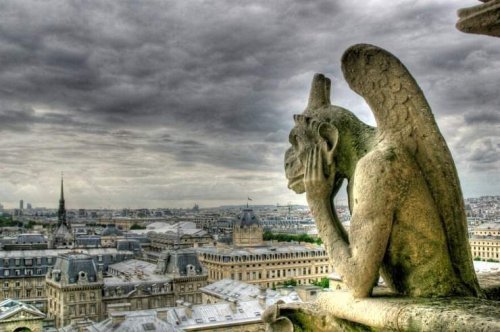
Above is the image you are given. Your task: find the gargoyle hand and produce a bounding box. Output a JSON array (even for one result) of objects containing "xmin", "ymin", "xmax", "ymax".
[{"xmin": 304, "ymin": 143, "xmax": 335, "ymax": 201}]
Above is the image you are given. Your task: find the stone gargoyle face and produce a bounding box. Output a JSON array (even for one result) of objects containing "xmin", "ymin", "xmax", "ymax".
[{"xmin": 284, "ymin": 114, "xmax": 338, "ymax": 194}]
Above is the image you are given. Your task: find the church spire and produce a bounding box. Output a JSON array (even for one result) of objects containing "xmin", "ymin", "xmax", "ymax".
[{"xmin": 58, "ymin": 173, "xmax": 67, "ymax": 227}]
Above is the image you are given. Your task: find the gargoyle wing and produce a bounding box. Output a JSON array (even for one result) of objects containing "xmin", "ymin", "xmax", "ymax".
[{"xmin": 341, "ymin": 44, "xmax": 482, "ymax": 296}]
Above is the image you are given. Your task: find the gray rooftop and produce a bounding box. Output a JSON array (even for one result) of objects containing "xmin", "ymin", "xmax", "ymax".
[
  {"xmin": 86, "ymin": 310, "xmax": 180, "ymax": 332},
  {"xmin": 104, "ymin": 259, "xmax": 171, "ymax": 286},
  {"xmin": 50, "ymin": 253, "xmax": 99, "ymax": 284},
  {"xmin": 197, "ymin": 242, "xmax": 327, "ymax": 256},
  {"xmin": 0, "ymin": 247, "xmax": 134, "ymax": 258},
  {"xmin": 200, "ymin": 279, "xmax": 303, "ymax": 306},
  {"xmin": 0, "ymin": 298, "xmax": 45, "ymax": 321},
  {"xmin": 235, "ymin": 208, "xmax": 261, "ymax": 228}
]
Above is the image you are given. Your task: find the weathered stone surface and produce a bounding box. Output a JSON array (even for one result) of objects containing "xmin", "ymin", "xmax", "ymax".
[
  {"xmin": 456, "ymin": 0, "xmax": 500, "ymax": 37},
  {"xmin": 284, "ymin": 44, "xmax": 482, "ymax": 299},
  {"xmin": 265, "ymin": 277, "xmax": 500, "ymax": 332},
  {"xmin": 314, "ymin": 290, "xmax": 500, "ymax": 332},
  {"xmin": 263, "ymin": 302, "xmax": 372, "ymax": 332}
]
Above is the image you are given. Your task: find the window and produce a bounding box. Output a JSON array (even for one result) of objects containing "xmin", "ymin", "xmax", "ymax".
[
  {"xmin": 70, "ymin": 294, "xmax": 75, "ymax": 302},
  {"xmin": 90, "ymin": 292, "xmax": 95, "ymax": 300},
  {"xmin": 25, "ymin": 258, "xmax": 32, "ymax": 266},
  {"xmin": 4, "ymin": 270, "xmax": 9, "ymax": 277},
  {"xmin": 3, "ymin": 259, "xmax": 9, "ymax": 267},
  {"xmin": 80, "ymin": 292, "xmax": 86, "ymax": 301},
  {"xmin": 37, "ymin": 289, "xmax": 42, "ymax": 297}
]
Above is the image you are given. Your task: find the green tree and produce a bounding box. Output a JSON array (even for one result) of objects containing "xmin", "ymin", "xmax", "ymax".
[
  {"xmin": 263, "ymin": 231, "xmax": 321, "ymax": 244},
  {"xmin": 282, "ymin": 278, "xmax": 298, "ymax": 287},
  {"xmin": 312, "ymin": 277, "xmax": 330, "ymax": 288},
  {"xmin": 130, "ymin": 223, "xmax": 146, "ymax": 230}
]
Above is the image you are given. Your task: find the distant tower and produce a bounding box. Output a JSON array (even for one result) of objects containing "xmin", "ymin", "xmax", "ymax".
[
  {"xmin": 52, "ymin": 174, "xmax": 73, "ymax": 248},
  {"xmin": 19, "ymin": 200, "xmax": 24, "ymax": 210},
  {"xmin": 232, "ymin": 208, "xmax": 264, "ymax": 247},
  {"xmin": 58, "ymin": 176, "xmax": 67, "ymax": 228}
]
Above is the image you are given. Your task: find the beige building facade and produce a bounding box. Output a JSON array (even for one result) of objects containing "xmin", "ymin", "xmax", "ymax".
[
  {"xmin": 470, "ymin": 223, "xmax": 500, "ymax": 261},
  {"xmin": 198, "ymin": 208, "xmax": 332, "ymax": 288}
]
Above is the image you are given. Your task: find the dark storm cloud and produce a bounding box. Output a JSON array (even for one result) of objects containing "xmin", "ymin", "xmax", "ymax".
[
  {"xmin": 0, "ymin": 101, "xmax": 35, "ymax": 132},
  {"xmin": 0, "ymin": 0, "xmax": 498, "ymax": 207},
  {"xmin": 0, "ymin": 0, "xmax": 347, "ymax": 136},
  {"xmin": 464, "ymin": 111, "xmax": 500, "ymax": 125}
]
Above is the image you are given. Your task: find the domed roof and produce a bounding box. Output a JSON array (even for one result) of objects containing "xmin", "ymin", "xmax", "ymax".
[
  {"xmin": 235, "ymin": 208, "xmax": 261, "ymax": 228},
  {"xmin": 102, "ymin": 224, "xmax": 123, "ymax": 236}
]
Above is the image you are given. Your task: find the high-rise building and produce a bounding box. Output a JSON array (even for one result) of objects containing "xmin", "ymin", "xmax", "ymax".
[
  {"xmin": 19, "ymin": 200, "xmax": 24, "ymax": 210},
  {"xmin": 27, "ymin": 203, "xmax": 32, "ymax": 210}
]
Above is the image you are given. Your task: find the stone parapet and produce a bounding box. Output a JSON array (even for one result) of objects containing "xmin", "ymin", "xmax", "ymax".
[
  {"xmin": 315, "ymin": 290, "xmax": 500, "ymax": 332},
  {"xmin": 264, "ymin": 290, "xmax": 500, "ymax": 331}
]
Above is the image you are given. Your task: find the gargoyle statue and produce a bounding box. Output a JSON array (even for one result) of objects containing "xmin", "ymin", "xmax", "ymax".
[{"xmin": 285, "ymin": 44, "xmax": 483, "ymax": 298}]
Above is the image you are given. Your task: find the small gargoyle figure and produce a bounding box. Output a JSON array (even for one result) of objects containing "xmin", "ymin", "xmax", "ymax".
[{"xmin": 285, "ymin": 44, "xmax": 483, "ymax": 298}]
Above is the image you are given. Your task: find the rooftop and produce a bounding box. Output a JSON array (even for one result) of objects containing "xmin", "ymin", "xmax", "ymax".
[
  {"xmin": 0, "ymin": 298, "xmax": 45, "ymax": 321},
  {"xmin": 200, "ymin": 279, "xmax": 303, "ymax": 306},
  {"xmin": 0, "ymin": 247, "xmax": 134, "ymax": 258},
  {"xmin": 104, "ymin": 259, "xmax": 171, "ymax": 286},
  {"xmin": 168, "ymin": 301, "xmax": 263, "ymax": 329},
  {"xmin": 198, "ymin": 242, "xmax": 326, "ymax": 256},
  {"xmin": 87, "ymin": 310, "xmax": 180, "ymax": 332}
]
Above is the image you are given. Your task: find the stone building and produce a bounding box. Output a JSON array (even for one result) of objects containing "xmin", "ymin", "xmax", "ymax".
[
  {"xmin": 99, "ymin": 224, "xmax": 123, "ymax": 248},
  {"xmin": 46, "ymin": 253, "xmax": 103, "ymax": 328},
  {"xmin": 0, "ymin": 299, "xmax": 46, "ymax": 332},
  {"xmin": 103, "ymin": 248, "xmax": 208, "ymax": 313},
  {"xmin": 0, "ymin": 247, "xmax": 135, "ymax": 313},
  {"xmin": 0, "ymin": 234, "xmax": 48, "ymax": 251},
  {"xmin": 133, "ymin": 221, "xmax": 213, "ymax": 252},
  {"xmin": 75, "ymin": 279, "xmax": 306, "ymax": 332},
  {"xmin": 470, "ymin": 223, "xmax": 500, "ymax": 261},
  {"xmin": 232, "ymin": 208, "xmax": 264, "ymax": 247},
  {"xmin": 198, "ymin": 208, "xmax": 332, "ymax": 288},
  {"xmin": 45, "ymin": 247, "xmax": 208, "ymax": 329}
]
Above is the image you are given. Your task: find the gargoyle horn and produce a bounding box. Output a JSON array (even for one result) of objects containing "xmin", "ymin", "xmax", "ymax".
[{"xmin": 307, "ymin": 73, "xmax": 331, "ymax": 109}]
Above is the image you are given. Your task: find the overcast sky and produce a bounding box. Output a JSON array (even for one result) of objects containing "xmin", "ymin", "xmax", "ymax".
[{"xmin": 0, "ymin": 0, "xmax": 498, "ymax": 209}]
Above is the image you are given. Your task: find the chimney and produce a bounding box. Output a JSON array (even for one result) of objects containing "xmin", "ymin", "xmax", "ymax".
[
  {"xmin": 157, "ymin": 308, "xmax": 169, "ymax": 320},
  {"xmin": 183, "ymin": 302, "xmax": 193, "ymax": 318},
  {"xmin": 110, "ymin": 312, "xmax": 126, "ymax": 326},
  {"xmin": 228, "ymin": 299, "xmax": 237, "ymax": 313},
  {"xmin": 258, "ymin": 286, "xmax": 267, "ymax": 307}
]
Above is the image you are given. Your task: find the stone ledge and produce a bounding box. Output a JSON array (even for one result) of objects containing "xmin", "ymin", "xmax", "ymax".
[{"xmin": 314, "ymin": 290, "xmax": 500, "ymax": 332}]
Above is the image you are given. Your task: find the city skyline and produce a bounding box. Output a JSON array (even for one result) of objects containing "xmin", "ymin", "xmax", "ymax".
[{"xmin": 0, "ymin": 1, "xmax": 498, "ymax": 209}]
